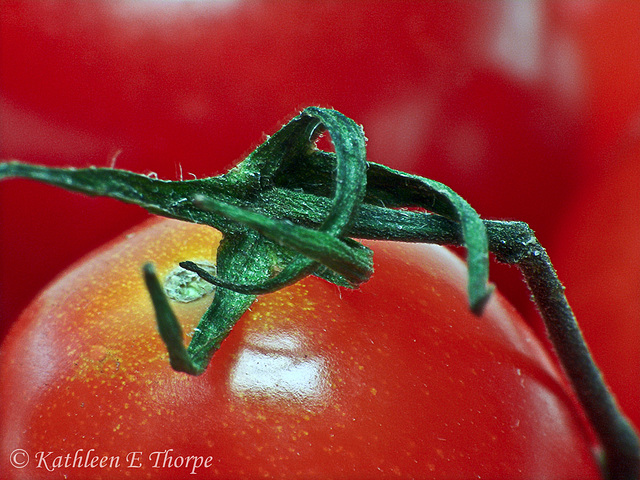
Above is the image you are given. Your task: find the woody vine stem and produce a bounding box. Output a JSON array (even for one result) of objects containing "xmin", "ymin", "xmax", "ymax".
[{"xmin": 0, "ymin": 107, "xmax": 637, "ymax": 479}]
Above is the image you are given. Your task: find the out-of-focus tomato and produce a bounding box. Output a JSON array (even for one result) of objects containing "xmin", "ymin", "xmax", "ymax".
[
  {"xmin": 0, "ymin": 218, "xmax": 601, "ymax": 479},
  {"xmin": 553, "ymin": 2, "xmax": 640, "ymax": 156},
  {"xmin": 552, "ymin": 136, "xmax": 640, "ymax": 431},
  {"xmin": 5, "ymin": 0, "xmax": 637, "ymax": 336}
]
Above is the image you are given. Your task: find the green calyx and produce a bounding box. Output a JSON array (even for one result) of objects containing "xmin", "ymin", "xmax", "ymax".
[{"xmin": 0, "ymin": 107, "xmax": 491, "ymax": 374}]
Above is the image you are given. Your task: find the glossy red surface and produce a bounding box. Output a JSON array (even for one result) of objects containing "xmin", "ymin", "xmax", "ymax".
[{"xmin": 0, "ymin": 218, "xmax": 601, "ymax": 479}]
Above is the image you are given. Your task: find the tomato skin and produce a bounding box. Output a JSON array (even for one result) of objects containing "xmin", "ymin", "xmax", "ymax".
[{"xmin": 0, "ymin": 218, "xmax": 601, "ymax": 479}]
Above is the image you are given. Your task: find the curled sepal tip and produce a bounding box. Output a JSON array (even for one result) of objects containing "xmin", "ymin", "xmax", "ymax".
[
  {"xmin": 470, "ymin": 283, "xmax": 494, "ymax": 316},
  {"xmin": 142, "ymin": 263, "xmax": 202, "ymax": 376},
  {"xmin": 365, "ymin": 163, "xmax": 493, "ymax": 314}
]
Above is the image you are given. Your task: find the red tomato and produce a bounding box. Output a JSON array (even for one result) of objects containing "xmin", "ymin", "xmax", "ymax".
[
  {"xmin": 552, "ymin": 138, "xmax": 640, "ymax": 431},
  {"xmin": 0, "ymin": 218, "xmax": 601, "ymax": 479},
  {"xmin": 6, "ymin": 0, "xmax": 638, "ymax": 337}
]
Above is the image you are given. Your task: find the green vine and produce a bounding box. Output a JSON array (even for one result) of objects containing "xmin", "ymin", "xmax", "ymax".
[{"xmin": 0, "ymin": 107, "xmax": 637, "ymax": 480}]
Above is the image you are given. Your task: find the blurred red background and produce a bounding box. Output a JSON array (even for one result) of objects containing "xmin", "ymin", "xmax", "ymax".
[{"xmin": 1, "ymin": 1, "xmax": 638, "ymax": 428}]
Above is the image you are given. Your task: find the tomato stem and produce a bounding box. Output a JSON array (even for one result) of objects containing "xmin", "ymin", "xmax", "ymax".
[
  {"xmin": 487, "ymin": 221, "xmax": 639, "ymax": 480},
  {"xmin": 1, "ymin": 107, "xmax": 636, "ymax": 479},
  {"xmin": 190, "ymin": 193, "xmax": 374, "ymax": 288}
]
